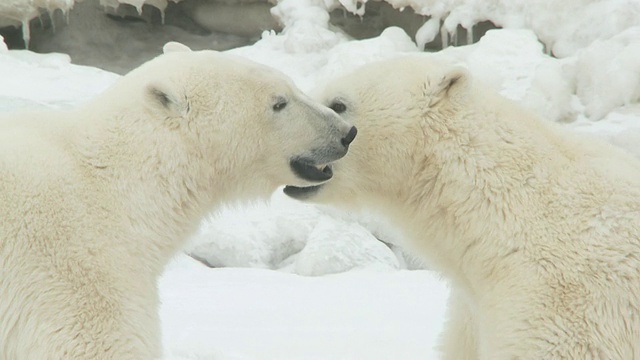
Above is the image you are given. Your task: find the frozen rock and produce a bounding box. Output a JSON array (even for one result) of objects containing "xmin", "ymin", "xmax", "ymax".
[{"xmin": 292, "ymin": 217, "xmax": 400, "ymax": 276}]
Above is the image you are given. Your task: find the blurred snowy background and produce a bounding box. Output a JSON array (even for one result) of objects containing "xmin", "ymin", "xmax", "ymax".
[{"xmin": 1, "ymin": 0, "xmax": 639, "ymax": 359}]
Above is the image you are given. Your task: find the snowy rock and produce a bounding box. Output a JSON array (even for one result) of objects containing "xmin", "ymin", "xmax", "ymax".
[
  {"xmin": 186, "ymin": 192, "xmax": 323, "ymax": 269},
  {"xmin": 186, "ymin": 191, "xmax": 404, "ymax": 275},
  {"xmin": 431, "ymin": 29, "xmax": 577, "ymax": 123},
  {"xmin": 573, "ymin": 26, "xmax": 640, "ymax": 120},
  {"xmin": 271, "ymin": 0, "xmax": 346, "ymax": 53},
  {"xmin": 292, "ymin": 217, "xmax": 400, "ymax": 276}
]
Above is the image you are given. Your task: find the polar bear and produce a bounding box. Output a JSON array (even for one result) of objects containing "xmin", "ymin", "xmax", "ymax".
[
  {"xmin": 0, "ymin": 42, "xmax": 356, "ymax": 359},
  {"xmin": 285, "ymin": 56, "xmax": 640, "ymax": 359}
]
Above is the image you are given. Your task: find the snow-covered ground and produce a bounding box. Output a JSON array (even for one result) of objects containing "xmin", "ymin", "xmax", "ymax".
[{"xmin": 1, "ymin": 0, "xmax": 639, "ymax": 359}]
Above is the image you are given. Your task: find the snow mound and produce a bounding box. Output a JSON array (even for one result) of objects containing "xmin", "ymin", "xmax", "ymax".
[
  {"xmin": 186, "ymin": 194, "xmax": 319, "ymax": 270},
  {"xmin": 290, "ymin": 217, "xmax": 400, "ymax": 276},
  {"xmin": 187, "ymin": 192, "xmax": 399, "ymax": 276},
  {"xmin": 428, "ymin": 29, "xmax": 576, "ymax": 123},
  {"xmin": 231, "ymin": 26, "xmax": 418, "ymax": 93},
  {"xmin": 573, "ymin": 26, "xmax": 640, "ymax": 120}
]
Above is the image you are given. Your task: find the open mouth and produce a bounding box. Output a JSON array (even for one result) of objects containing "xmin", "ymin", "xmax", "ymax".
[
  {"xmin": 284, "ymin": 157, "xmax": 332, "ymax": 200},
  {"xmin": 283, "ymin": 184, "xmax": 322, "ymax": 199},
  {"xmin": 289, "ymin": 157, "xmax": 333, "ymax": 182}
]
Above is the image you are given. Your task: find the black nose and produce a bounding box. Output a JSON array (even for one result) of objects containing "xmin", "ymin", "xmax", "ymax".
[{"xmin": 341, "ymin": 126, "xmax": 357, "ymax": 147}]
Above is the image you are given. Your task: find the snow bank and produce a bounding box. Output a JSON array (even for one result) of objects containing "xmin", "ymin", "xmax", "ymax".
[
  {"xmin": 325, "ymin": 0, "xmax": 640, "ymax": 57},
  {"xmin": 0, "ymin": 50, "xmax": 118, "ymax": 111}
]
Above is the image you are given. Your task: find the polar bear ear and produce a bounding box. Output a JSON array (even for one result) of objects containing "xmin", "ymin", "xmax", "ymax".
[
  {"xmin": 434, "ymin": 66, "xmax": 469, "ymax": 99},
  {"xmin": 163, "ymin": 42, "xmax": 192, "ymax": 54},
  {"xmin": 146, "ymin": 83, "xmax": 189, "ymax": 118}
]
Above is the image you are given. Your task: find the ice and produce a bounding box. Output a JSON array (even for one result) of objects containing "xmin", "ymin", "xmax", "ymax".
[
  {"xmin": 0, "ymin": 0, "xmax": 75, "ymax": 48},
  {"xmin": 270, "ymin": 0, "xmax": 347, "ymax": 54},
  {"xmin": 415, "ymin": 16, "xmax": 440, "ymax": 50}
]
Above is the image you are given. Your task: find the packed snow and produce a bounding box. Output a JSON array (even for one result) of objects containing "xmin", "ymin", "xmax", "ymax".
[{"xmin": 0, "ymin": 0, "xmax": 639, "ymax": 359}]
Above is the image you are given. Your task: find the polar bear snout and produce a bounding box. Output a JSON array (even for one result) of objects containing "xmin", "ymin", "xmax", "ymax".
[{"xmin": 288, "ymin": 137, "xmax": 349, "ymax": 184}]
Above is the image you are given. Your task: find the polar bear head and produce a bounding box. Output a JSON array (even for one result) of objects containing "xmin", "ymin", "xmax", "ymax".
[
  {"xmin": 101, "ymin": 42, "xmax": 356, "ymax": 202},
  {"xmin": 283, "ymin": 56, "xmax": 469, "ymax": 207}
]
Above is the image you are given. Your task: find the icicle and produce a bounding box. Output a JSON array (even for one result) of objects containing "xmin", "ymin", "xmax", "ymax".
[
  {"xmin": 415, "ymin": 17, "xmax": 441, "ymax": 51},
  {"xmin": 451, "ymin": 30, "xmax": 457, "ymax": 46},
  {"xmin": 21, "ymin": 18, "xmax": 30, "ymax": 49},
  {"xmin": 48, "ymin": 9, "xmax": 56, "ymax": 33},
  {"xmin": 38, "ymin": 14, "xmax": 44, "ymax": 28},
  {"xmin": 466, "ymin": 24, "xmax": 474, "ymax": 45},
  {"xmin": 160, "ymin": 8, "xmax": 165, "ymax": 25},
  {"xmin": 541, "ymin": 40, "xmax": 553, "ymax": 56},
  {"xmin": 440, "ymin": 24, "xmax": 448, "ymax": 49}
]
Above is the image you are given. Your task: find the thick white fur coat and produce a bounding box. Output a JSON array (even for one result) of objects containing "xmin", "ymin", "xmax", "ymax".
[{"xmin": 310, "ymin": 56, "xmax": 640, "ymax": 359}]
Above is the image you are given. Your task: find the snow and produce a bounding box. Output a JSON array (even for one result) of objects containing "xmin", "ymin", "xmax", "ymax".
[
  {"xmin": 0, "ymin": 0, "xmax": 639, "ymax": 359},
  {"xmin": 160, "ymin": 255, "xmax": 448, "ymax": 360},
  {"xmin": 0, "ymin": 50, "xmax": 118, "ymax": 112}
]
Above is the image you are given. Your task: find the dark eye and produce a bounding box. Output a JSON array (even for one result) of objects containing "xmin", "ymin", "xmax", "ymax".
[
  {"xmin": 329, "ymin": 101, "xmax": 347, "ymax": 114},
  {"xmin": 273, "ymin": 99, "xmax": 287, "ymax": 112}
]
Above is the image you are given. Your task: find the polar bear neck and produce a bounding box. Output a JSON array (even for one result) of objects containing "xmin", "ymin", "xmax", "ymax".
[
  {"xmin": 70, "ymin": 109, "xmax": 221, "ymax": 273},
  {"xmin": 382, "ymin": 95, "xmax": 575, "ymax": 297}
]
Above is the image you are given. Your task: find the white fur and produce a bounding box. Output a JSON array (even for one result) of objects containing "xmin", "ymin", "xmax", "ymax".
[
  {"xmin": 308, "ymin": 56, "xmax": 640, "ymax": 359},
  {"xmin": 0, "ymin": 45, "xmax": 352, "ymax": 359}
]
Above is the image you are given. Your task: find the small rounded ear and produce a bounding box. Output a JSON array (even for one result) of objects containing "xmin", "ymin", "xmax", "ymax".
[
  {"xmin": 163, "ymin": 41, "xmax": 192, "ymax": 54},
  {"xmin": 146, "ymin": 83, "xmax": 189, "ymax": 118},
  {"xmin": 436, "ymin": 67, "xmax": 469, "ymax": 98}
]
